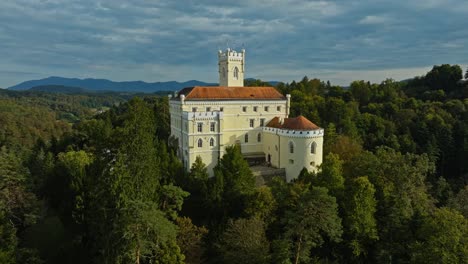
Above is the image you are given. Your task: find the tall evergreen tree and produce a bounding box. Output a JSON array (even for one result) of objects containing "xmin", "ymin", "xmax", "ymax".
[
  {"xmin": 343, "ymin": 176, "xmax": 378, "ymax": 259},
  {"xmin": 212, "ymin": 145, "xmax": 256, "ymax": 220}
]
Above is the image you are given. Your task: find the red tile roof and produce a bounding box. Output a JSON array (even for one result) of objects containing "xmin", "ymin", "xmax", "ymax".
[
  {"xmin": 177, "ymin": 86, "xmax": 286, "ymax": 100},
  {"xmin": 266, "ymin": 115, "xmax": 320, "ymax": 130}
]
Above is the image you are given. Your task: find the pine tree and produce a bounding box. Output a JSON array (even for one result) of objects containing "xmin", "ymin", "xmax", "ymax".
[
  {"xmin": 213, "ymin": 145, "xmax": 255, "ymax": 219},
  {"xmin": 343, "ymin": 176, "xmax": 378, "ymax": 258}
]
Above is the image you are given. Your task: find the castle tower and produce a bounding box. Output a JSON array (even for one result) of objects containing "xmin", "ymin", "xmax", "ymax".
[{"xmin": 218, "ymin": 48, "xmax": 245, "ymax": 87}]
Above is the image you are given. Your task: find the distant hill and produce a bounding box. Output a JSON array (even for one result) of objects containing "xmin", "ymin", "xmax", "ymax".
[
  {"xmin": 8, "ymin": 76, "xmax": 218, "ymax": 93},
  {"xmin": 29, "ymin": 85, "xmax": 93, "ymax": 94}
]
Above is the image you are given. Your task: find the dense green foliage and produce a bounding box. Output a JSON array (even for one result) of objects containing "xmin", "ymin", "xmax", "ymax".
[{"xmin": 0, "ymin": 64, "xmax": 467, "ymax": 263}]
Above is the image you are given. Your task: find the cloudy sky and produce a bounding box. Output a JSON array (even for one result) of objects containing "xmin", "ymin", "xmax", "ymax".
[{"xmin": 0, "ymin": 0, "xmax": 467, "ymax": 88}]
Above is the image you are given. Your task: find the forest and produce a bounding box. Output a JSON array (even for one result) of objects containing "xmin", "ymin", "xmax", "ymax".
[{"xmin": 0, "ymin": 64, "xmax": 467, "ymax": 263}]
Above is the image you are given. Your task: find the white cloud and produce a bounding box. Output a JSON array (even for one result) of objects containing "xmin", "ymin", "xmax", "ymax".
[{"xmin": 359, "ymin": 15, "xmax": 390, "ymax": 25}]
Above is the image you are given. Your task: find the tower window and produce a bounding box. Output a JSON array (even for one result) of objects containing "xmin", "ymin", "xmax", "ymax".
[
  {"xmin": 222, "ymin": 67, "xmax": 226, "ymax": 78},
  {"xmin": 245, "ymin": 133, "xmax": 249, "ymax": 143},
  {"xmin": 197, "ymin": 123, "xmax": 203, "ymax": 132},
  {"xmin": 311, "ymin": 142, "xmax": 317, "ymax": 154},
  {"xmin": 192, "ymin": 107, "xmax": 197, "ymax": 112},
  {"xmin": 206, "ymin": 107, "xmax": 211, "ymax": 112},
  {"xmin": 234, "ymin": 67, "xmax": 239, "ymax": 80},
  {"xmin": 210, "ymin": 138, "xmax": 215, "ymax": 147},
  {"xmin": 289, "ymin": 159, "xmax": 294, "ymax": 164},
  {"xmin": 249, "ymin": 119, "xmax": 254, "ymax": 128},
  {"xmin": 197, "ymin": 138, "xmax": 203, "ymax": 148},
  {"xmin": 257, "ymin": 133, "xmax": 262, "ymax": 142},
  {"xmin": 289, "ymin": 141, "xmax": 294, "ymax": 154},
  {"xmin": 264, "ymin": 106, "xmax": 269, "ymax": 112},
  {"xmin": 253, "ymin": 106, "xmax": 258, "ymax": 112},
  {"xmin": 242, "ymin": 106, "xmax": 247, "ymax": 112},
  {"xmin": 277, "ymin": 106, "xmax": 281, "ymax": 111},
  {"xmin": 210, "ymin": 122, "xmax": 215, "ymax": 132}
]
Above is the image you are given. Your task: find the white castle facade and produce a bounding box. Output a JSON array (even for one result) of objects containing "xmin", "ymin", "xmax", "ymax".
[{"xmin": 169, "ymin": 49, "xmax": 323, "ymax": 181}]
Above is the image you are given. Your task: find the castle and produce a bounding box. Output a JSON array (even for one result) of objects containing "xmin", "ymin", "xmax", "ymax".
[{"xmin": 169, "ymin": 49, "xmax": 323, "ymax": 181}]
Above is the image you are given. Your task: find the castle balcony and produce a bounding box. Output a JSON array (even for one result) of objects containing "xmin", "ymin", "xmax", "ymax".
[{"xmin": 184, "ymin": 111, "xmax": 224, "ymax": 121}]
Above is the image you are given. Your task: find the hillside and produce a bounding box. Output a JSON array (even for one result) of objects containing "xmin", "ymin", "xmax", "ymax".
[
  {"xmin": 8, "ymin": 76, "xmax": 217, "ymax": 92},
  {"xmin": 29, "ymin": 85, "xmax": 93, "ymax": 94}
]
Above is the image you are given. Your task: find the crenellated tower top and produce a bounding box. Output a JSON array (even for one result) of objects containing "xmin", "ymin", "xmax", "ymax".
[{"xmin": 218, "ymin": 48, "xmax": 245, "ymax": 87}]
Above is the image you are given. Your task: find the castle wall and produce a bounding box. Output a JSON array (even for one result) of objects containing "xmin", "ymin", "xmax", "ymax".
[
  {"xmin": 263, "ymin": 127, "xmax": 324, "ymax": 181},
  {"xmin": 170, "ymin": 99, "xmax": 288, "ymax": 176}
]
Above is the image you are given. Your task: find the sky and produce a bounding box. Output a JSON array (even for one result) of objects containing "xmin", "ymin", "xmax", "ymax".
[{"xmin": 0, "ymin": 0, "xmax": 467, "ymax": 88}]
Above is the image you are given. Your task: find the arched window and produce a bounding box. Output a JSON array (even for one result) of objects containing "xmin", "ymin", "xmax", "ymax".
[
  {"xmin": 311, "ymin": 142, "xmax": 317, "ymax": 154},
  {"xmin": 289, "ymin": 141, "xmax": 294, "ymax": 154},
  {"xmin": 197, "ymin": 138, "xmax": 203, "ymax": 148},
  {"xmin": 257, "ymin": 133, "xmax": 261, "ymax": 142},
  {"xmin": 233, "ymin": 67, "xmax": 239, "ymax": 80},
  {"xmin": 245, "ymin": 133, "xmax": 249, "ymax": 143},
  {"xmin": 209, "ymin": 138, "xmax": 215, "ymax": 147}
]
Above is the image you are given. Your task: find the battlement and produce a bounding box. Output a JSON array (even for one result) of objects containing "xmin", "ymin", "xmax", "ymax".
[{"xmin": 218, "ymin": 48, "xmax": 245, "ymax": 61}]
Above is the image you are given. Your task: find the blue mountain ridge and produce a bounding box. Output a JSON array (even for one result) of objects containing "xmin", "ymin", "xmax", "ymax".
[{"xmin": 8, "ymin": 76, "xmax": 218, "ymax": 93}]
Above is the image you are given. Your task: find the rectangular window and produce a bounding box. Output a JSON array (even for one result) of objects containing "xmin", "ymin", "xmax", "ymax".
[
  {"xmin": 210, "ymin": 122, "xmax": 215, "ymax": 132},
  {"xmin": 206, "ymin": 107, "xmax": 211, "ymax": 112},
  {"xmin": 197, "ymin": 123, "xmax": 203, "ymax": 132},
  {"xmin": 220, "ymin": 107, "xmax": 224, "ymax": 112},
  {"xmin": 289, "ymin": 159, "xmax": 294, "ymax": 164},
  {"xmin": 277, "ymin": 106, "xmax": 281, "ymax": 111},
  {"xmin": 242, "ymin": 106, "xmax": 247, "ymax": 112},
  {"xmin": 253, "ymin": 106, "xmax": 258, "ymax": 112},
  {"xmin": 192, "ymin": 107, "xmax": 197, "ymax": 112},
  {"xmin": 260, "ymin": 118, "xmax": 265, "ymax": 127},
  {"xmin": 249, "ymin": 119, "xmax": 254, "ymax": 128},
  {"xmin": 264, "ymin": 106, "xmax": 269, "ymax": 112}
]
